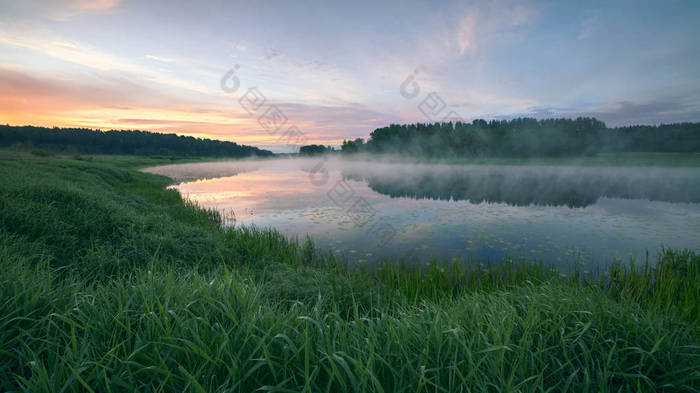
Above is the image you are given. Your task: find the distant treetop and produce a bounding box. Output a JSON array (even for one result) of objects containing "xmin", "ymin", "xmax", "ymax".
[
  {"xmin": 299, "ymin": 144, "xmax": 335, "ymax": 156},
  {"xmin": 0, "ymin": 125, "xmax": 274, "ymax": 158},
  {"xmin": 341, "ymin": 117, "xmax": 700, "ymax": 157}
]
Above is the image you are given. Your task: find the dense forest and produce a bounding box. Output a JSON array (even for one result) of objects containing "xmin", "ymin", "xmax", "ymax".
[
  {"xmin": 0, "ymin": 125, "xmax": 273, "ymax": 157},
  {"xmin": 299, "ymin": 144, "xmax": 335, "ymax": 155},
  {"xmin": 341, "ymin": 118, "xmax": 700, "ymax": 157}
]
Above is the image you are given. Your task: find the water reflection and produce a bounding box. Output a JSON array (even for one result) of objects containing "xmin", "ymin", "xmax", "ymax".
[
  {"xmin": 143, "ymin": 158, "xmax": 700, "ymax": 268},
  {"xmin": 342, "ymin": 164, "xmax": 700, "ymax": 207}
]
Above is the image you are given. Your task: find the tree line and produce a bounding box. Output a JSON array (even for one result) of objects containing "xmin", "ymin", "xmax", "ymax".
[
  {"xmin": 341, "ymin": 118, "xmax": 700, "ymax": 157},
  {"xmin": 0, "ymin": 125, "xmax": 273, "ymax": 157},
  {"xmin": 299, "ymin": 144, "xmax": 335, "ymax": 156}
]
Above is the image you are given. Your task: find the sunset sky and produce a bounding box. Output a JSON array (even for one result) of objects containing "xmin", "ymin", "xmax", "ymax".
[{"xmin": 1, "ymin": 0, "xmax": 699, "ymax": 152}]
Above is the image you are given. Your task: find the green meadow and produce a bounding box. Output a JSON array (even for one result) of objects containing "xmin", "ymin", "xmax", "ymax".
[{"xmin": 1, "ymin": 152, "xmax": 698, "ymax": 392}]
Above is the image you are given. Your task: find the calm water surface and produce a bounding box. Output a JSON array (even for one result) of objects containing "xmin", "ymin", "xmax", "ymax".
[{"xmin": 144, "ymin": 158, "xmax": 700, "ymax": 269}]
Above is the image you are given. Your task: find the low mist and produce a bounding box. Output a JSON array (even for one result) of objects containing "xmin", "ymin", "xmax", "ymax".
[{"xmin": 145, "ymin": 156, "xmax": 700, "ymax": 208}]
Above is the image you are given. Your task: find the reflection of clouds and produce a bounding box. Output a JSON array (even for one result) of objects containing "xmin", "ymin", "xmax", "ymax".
[
  {"xmin": 161, "ymin": 161, "xmax": 338, "ymax": 215},
  {"xmin": 148, "ymin": 158, "xmax": 700, "ymax": 265},
  {"xmin": 143, "ymin": 161, "xmax": 261, "ymax": 182}
]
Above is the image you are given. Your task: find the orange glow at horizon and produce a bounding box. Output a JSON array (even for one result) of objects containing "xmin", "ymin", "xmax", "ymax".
[
  {"xmin": 0, "ymin": 53, "xmax": 363, "ymax": 149},
  {"xmin": 0, "ymin": 103, "xmax": 347, "ymax": 147}
]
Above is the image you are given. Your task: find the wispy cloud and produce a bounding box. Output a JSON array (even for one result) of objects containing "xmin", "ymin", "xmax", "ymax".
[
  {"xmin": 145, "ymin": 54, "xmax": 175, "ymax": 63},
  {"xmin": 0, "ymin": 0, "xmax": 698, "ymax": 146},
  {"xmin": 0, "ymin": 27, "xmax": 143, "ymax": 73},
  {"xmin": 578, "ymin": 14, "xmax": 601, "ymax": 40},
  {"xmin": 584, "ymin": 96, "xmax": 700, "ymax": 126},
  {"xmin": 457, "ymin": 12, "xmax": 477, "ymax": 54},
  {"xmin": 0, "ymin": 65, "xmax": 397, "ymax": 146},
  {"xmin": 71, "ymin": 0, "xmax": 121, "ymax": 11},
  {"xmin": 453, "ymin": 1, "xmax": 536, "ymax": 57},
  {"xmin": 0, "ymin": 26, "xmax": 215, "ymax": 95},
  {"xmin": 0, "ymin": 0, "xmax": 124, "ymax": 21},
  {"xmin": 231, "ymin": 42, "xmax": 248, "ymax": 52}
]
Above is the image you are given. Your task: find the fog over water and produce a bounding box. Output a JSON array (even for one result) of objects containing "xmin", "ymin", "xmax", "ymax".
[
  {"xmin": 341, "ymin": 163, "xmax": 700, "ymax": 207},
  {"xmin": 144, "ymin": 158, "xmax": 700, "ymax": 269}
]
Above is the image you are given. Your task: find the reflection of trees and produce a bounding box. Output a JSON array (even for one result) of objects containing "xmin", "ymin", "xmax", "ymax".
[{"xmin": 342, "ymin": 166, "xmax": 700, "ymax": 208}]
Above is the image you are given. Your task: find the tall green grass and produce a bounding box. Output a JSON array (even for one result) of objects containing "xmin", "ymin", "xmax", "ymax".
[
  {"xmin": 370, "ymin": 251, "xmax": 699, "ymax": 323},
  {"xmin": 0, "ymin": 153, "xmax": 698, "ymax": 392}
]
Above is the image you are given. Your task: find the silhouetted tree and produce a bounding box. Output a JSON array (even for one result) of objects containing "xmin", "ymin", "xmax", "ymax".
[
  {"xmin": 299, "ymin": 144, "xmax": 334, "ymax": 155},
  {"xmin": 340, "ymin": 138, "xmax": 365, "ymax": 154},
  {"xmin": 340, "ymin": 118, "xmax": 700, "ymax": 157},
  {"xmin": 0, "ymin": 125, "xmax": 274, "ymax": 157}
]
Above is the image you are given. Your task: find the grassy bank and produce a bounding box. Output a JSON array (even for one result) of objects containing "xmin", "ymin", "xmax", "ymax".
[{"xmin": 1, "ymin": 153, "xmax": 698, "ymax": 392}]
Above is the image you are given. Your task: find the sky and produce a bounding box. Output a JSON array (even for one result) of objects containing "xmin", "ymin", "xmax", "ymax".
[{"xmin": 1, "ymin": 0, "xmax": 699, "ymax": 152}]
